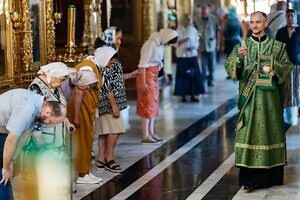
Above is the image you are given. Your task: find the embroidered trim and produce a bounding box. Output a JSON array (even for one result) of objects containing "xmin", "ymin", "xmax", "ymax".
[
  {"xmin": 235, "ymin": 142, "xmax": 285, "ymax": 150},
  {"xmin": 236, "ymin": 162, "xmax": 286, "ymax": 169}
]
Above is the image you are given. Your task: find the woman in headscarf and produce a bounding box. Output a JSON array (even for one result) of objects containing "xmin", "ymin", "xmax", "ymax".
[
  {"xmin": 136, "ymin": 28, "xmax": 178, "ymax": 144},
  {"xmin": 95, "ymin": 26, "xmax": 122, "ymax": 51},
  {"xmin": 17, "ymin": 62, "xmax": 74, "ymax": 199},
  {"xmin": 94, "ymin": 26, "xmax": 138, "ymax": 79},
  {"xmin": 66, "ymin": 48, "xmax": 105, "ymax": 184},
  {"xmin": 94, "ymin": 27, "xmax": 137, "ymax": 173}
]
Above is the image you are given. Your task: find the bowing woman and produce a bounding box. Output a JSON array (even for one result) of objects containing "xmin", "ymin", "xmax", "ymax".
[{"xmin": 136, "ymin": 28, "xmax": 178, "ymax": 144}]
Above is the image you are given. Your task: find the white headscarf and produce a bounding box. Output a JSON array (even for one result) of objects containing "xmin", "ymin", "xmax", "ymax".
[
  {"xmin": 37, "ymin": 62, "xmax": 73, "ymax": 78},
  {"xmin": 150, "ymin": 28, "xmax": 178, "ymax": 45},
  {"xmin": 94, "ymin": 46, "xmax": 117, "ymax": 67},
  {"xmin": 73, "ymin": 69, "xmax": 98, "ymax": 86}
]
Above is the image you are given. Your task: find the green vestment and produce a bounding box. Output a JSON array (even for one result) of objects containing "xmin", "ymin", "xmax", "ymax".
[{"xmin": 225, "ymin": 36, "xmax": 292, "ymax": 168}]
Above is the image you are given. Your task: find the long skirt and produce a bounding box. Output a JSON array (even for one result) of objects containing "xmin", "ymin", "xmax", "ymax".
[
  {"xmin": 136, "ymin": 66, "xmax": 159, "ymax": 118},
  {"xmin": 239, "ymin": 166, "xmax": 284, "ymax": 188},
  {"xmin": 174, "ymin": 57, "xmax": 206, "ymax": 96}
]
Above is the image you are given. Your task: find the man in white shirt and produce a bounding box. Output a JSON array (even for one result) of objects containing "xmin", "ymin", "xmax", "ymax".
[
  {"xmin": 267, "ymin": 1, "xmax": 287, "ymax": 37},
  {"xmin": 0, "ymin": 89, "xmax": 66, "ymax": 199},
  {"xmin": 194, "ymin": 5, "xmax": 220, "ymax": 87}
]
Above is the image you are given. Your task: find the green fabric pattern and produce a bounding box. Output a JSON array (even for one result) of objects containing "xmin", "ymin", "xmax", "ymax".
[{"xmin": 225, "ymin": 36, "xmax": 292, "ymax": 168}]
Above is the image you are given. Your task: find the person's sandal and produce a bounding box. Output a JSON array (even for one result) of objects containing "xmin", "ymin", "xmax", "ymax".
[
  {"xmin": 104, "ymin": 160, "xmax": 123, "ymax": 173},
  {"xmin": 96, "ymin": 160, "xmax": 106, "ymax": 170}
]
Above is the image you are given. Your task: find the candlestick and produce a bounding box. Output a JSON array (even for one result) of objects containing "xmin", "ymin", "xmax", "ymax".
[{"xmin": 64, "ymin": 4, "xmax": 76, "ymax": 62}]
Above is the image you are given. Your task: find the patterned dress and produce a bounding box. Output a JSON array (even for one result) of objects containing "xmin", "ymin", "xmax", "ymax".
[{"xmin": 96, "ymin": 59, "xmax": 127, "ymax": 134}]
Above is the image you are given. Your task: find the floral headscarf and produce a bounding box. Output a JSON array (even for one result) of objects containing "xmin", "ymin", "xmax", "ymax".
[{"xmin": 101, "ymin": 26, "xmax": 119, "ymax": 50}]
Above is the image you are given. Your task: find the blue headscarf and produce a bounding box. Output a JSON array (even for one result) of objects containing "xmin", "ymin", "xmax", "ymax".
[{"xmin": 101, "ymin": 26, "xmax": 118, "ymax": 50}]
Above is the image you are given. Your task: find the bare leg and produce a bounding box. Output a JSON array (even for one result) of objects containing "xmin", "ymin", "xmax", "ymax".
[
  {"xmin": 148, "ymin": 118, "xmax": 155, "ymax": 137},
  {"xmin": 149, "ymin": 118, "xmax": 163, "ymax": 141},
  {"xmin": 106, "ymin": 133, "xmax": 119, "ymax": 161},
  {"xmin": 141, "ymin": 117, "xmax": 149, "ymax": 139},
  {"xmin": 104, "ymin": 133, "xmax": 122, "ymax": 172},
  {"xmin": 97, "ymin": 135, "xmax": 107, "ymax": 163}
]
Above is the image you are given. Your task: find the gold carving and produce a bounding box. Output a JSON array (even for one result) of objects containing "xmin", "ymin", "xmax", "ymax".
[
  {"xmin": 21, "ymin": 0, "xmax": 33, "ymax": 72},
  {"xmin": 45, "ymin": 0, "xmax": 56, "ymax": 61},
  {"xmin": 11, "ymin": 1, "xmax": 22, "ymax": 75},
  {"xmin": 10, "ymin": 11, "xmax": 22, "ymax": 28}
]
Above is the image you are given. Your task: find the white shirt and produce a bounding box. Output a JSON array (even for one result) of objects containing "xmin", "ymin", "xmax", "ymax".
[
  {"xmin": 176, "ymin": 25, "xmax": 199, "ymax": 58},
  {"xmin": 267, "ymin": 10, "xmax": 286, "ymax": 37},
  {"xmin": 138, "ymin": 28, "xmax": 178, "ymax": 69},
  {"xmin": 138, "ymin": 37, "xmax": 164, "ymax": 69},
  {"xmin": 0, "ymin": 89, "xmax": 43, "ymax": 136}
]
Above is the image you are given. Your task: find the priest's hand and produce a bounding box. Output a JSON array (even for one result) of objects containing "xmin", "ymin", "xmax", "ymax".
[{"xmin": 238, "ymin": 46, "xmax": 247, "ymax": 57}]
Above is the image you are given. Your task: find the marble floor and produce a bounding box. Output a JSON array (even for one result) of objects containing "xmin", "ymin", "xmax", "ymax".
[
  {"xmin": 14, "ymin": 59, "xmax": 300, "ymax": 200},
  {"xmin": 71, "ymin": 60, "xmax": 300, "ymax": 200}
]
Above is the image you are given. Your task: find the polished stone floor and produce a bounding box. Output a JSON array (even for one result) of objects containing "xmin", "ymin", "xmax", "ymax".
[
  {"xmin": 13, "ymin": 60, "xmax": 300, "ymax": 200},
  {"xmin": 70, "ymin": 61, "xmax": 300, "ymax": 200}
]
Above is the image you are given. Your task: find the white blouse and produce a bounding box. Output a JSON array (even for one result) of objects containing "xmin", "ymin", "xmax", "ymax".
[
  {"xmin": 138, "ymin": 38, "xmax": 164, "ymax": 69},
  {"xmin": 176, "ymin": 25, "xmax": 199, "ymax": 58}
]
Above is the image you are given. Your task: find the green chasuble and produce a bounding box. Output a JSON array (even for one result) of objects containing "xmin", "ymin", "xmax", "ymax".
[{"xmin": 225, "ymin": 35, "xmax": 292, "ymax": 169}]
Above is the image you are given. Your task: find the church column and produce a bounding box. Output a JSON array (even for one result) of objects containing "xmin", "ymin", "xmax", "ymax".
[
  {"xmin": 21, "ymin": 0, "xmax": 33, "ymax": 72},
  {"xmin": 162, "ymin": 0, "xmax": 172, "ymax": 80},
  {"xmin": 177, "ymin": 0, "xmax": 193, "ymax": 27},
  {"xmin": 142, "ymin": 0, "xmax": 157, "ymax": 42}
]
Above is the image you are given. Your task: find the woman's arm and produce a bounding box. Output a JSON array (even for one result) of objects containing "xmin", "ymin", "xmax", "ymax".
[
  {"xmin": 73, "ymin": 87, "xmax": 85, "ymax": 127},
  {"xmin": 106, "ymin": 92, "xmax": 120, "ymax": 118}
]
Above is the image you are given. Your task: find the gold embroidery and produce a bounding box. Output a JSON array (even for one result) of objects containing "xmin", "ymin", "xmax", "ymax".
[
  {"xmin": 236, "ymin": 162, "xmax": 286, "ymax": 169},
  {"xmin": 241, "ymin": 71, "xmax": 256, "ymax": 97},
  {"xmin": 235, "ymin": 143, "xmax": 285, "ymax": 150}
]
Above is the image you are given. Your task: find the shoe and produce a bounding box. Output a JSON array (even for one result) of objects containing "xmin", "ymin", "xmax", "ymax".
[
  {"xmin": 181, "ymin": 97, "xmax": 187, "ymax": 102},
  {"xmin": 190, "ymin": 97, "xmax": 199, "ymax": 102},
  {"xmin": 96, "ymin": 160, "xmax": 106, "ymax": 170},
  {"xmin": 88, "ymin": 173, "xmax": 103, "ymax": 182},
  {"xmin": 76, "ymin": 174, "xmax": 102, "ymax": 184},
  {"xmin": 243, "ymin": 186, "xmax": 255, "ymax": 192},
  {"xmin": 151, "ymin": 135, "xmax": 164, "ymax": 142},
  {"xmin": 141, "ymin": 137, "xmax": 160, "ymax": 144},
  {"xmin": 104, "ymin": 160, "xmax": 123, "ymax": 173}
]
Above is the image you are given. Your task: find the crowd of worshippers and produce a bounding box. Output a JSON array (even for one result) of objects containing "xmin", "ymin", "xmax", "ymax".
[
  {"xmin": 0, "ymin": 27, "xmax": 179, "ymax": 199},
  {"xmin": 0, "ymin": 1, "xmax": 299, "ymax": 198}
]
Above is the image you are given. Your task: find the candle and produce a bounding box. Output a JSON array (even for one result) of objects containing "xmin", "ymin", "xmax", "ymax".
[{"xmin": 67, "ymin": 4, "xmax": 76, "ymax": 47}]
